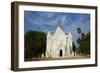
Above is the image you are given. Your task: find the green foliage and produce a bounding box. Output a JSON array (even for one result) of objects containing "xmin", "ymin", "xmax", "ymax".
[
  {"xmin": 24, "ymin": 30, "xmax": 46, "ymax": 60},
  {"xmin": 72, "ymin": 43, "xmax": 76, "ymax": 52},
  {"xmin": 77, "ymin": 32, "xmax": 90, "ymax": 55},
  {"xmin": 72, "ymin": 42, "xmax": 76, "ymax": 56}
]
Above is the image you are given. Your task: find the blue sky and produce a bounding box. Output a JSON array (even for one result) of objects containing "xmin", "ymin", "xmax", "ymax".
[{"xmin": 24, "ymin": 11, "xmax": 90, "ymax": 45}]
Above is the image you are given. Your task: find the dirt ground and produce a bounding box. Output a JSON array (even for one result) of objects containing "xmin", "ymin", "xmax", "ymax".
[{"xmin": 25, "ymin": 55, "xmax": 90, "ymax": 61}]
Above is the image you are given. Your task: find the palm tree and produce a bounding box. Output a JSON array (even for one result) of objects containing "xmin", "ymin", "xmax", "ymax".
[
  {"xmin": 77, "ymin": 27, "xmax": 81, "ymax": 39},
  {"xmin": 77, "ymin": 27, "xmax": 81, "ymax": 55}
]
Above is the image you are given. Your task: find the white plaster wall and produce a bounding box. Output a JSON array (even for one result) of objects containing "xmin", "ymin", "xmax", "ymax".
[{"xmin": 46, "ymin": 26, "xmax": 73, "ymax": 57}]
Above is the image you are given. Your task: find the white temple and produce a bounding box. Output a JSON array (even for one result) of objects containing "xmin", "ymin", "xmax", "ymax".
[{"xmin": 45, "ymin": 25, "xmax": 73, "ymax": 58}]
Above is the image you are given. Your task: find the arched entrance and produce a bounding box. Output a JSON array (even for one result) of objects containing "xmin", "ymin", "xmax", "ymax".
[{"xmin": 59, "ymin": 49, "xmax": 62, "ymax": 57}]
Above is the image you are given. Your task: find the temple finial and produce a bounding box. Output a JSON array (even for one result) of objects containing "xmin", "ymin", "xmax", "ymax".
[{"xmin": 57, "ymin": 20, "xmax": 61, "ymax": 27}]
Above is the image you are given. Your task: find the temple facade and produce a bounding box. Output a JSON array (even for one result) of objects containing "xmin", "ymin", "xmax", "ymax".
[{"xmin": 45, "ymin": 25, "xmax": 73, "ymax": 58}]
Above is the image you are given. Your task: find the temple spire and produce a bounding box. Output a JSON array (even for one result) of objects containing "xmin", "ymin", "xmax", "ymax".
[
  {"xmin": 47, "ymin": 26, "xmax": 50, "ymax": 35},
  {"xmin": 58, "ymin": 19, "xmax": 62, "ymax": 27},
  {"xmin": 56, "ymin": 20, "xmax": 61, "ymax": 29}
]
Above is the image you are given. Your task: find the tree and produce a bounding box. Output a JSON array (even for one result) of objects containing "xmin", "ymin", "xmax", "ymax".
[
  {"xmin": 24, "ymin": 30, "xmax": 46, "ymax": 60},
  {"xmin": 77, "ymin": 27, "xmax": 81, "ymax": 39},
  {"xmin": 76, "ymin": 27, "xmax": 90, "ymax": 56},
  {"xmin": 77, "ymin": 32, "xmax": 90, "ymax": 55},
  {"xmin": 72, "ymin": 43, "xmax": 76, "ymax": 56}
]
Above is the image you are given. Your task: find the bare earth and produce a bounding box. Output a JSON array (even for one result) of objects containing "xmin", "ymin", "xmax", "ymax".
[{"xmin": 25, "ymin": 55, "xmax": 90, "ymax": 61}]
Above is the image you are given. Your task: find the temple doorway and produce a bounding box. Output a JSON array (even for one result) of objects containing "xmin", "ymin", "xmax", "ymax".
[{"xmin": 60, "ymin": 49, "xmax": 62, "ymax": 57}]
